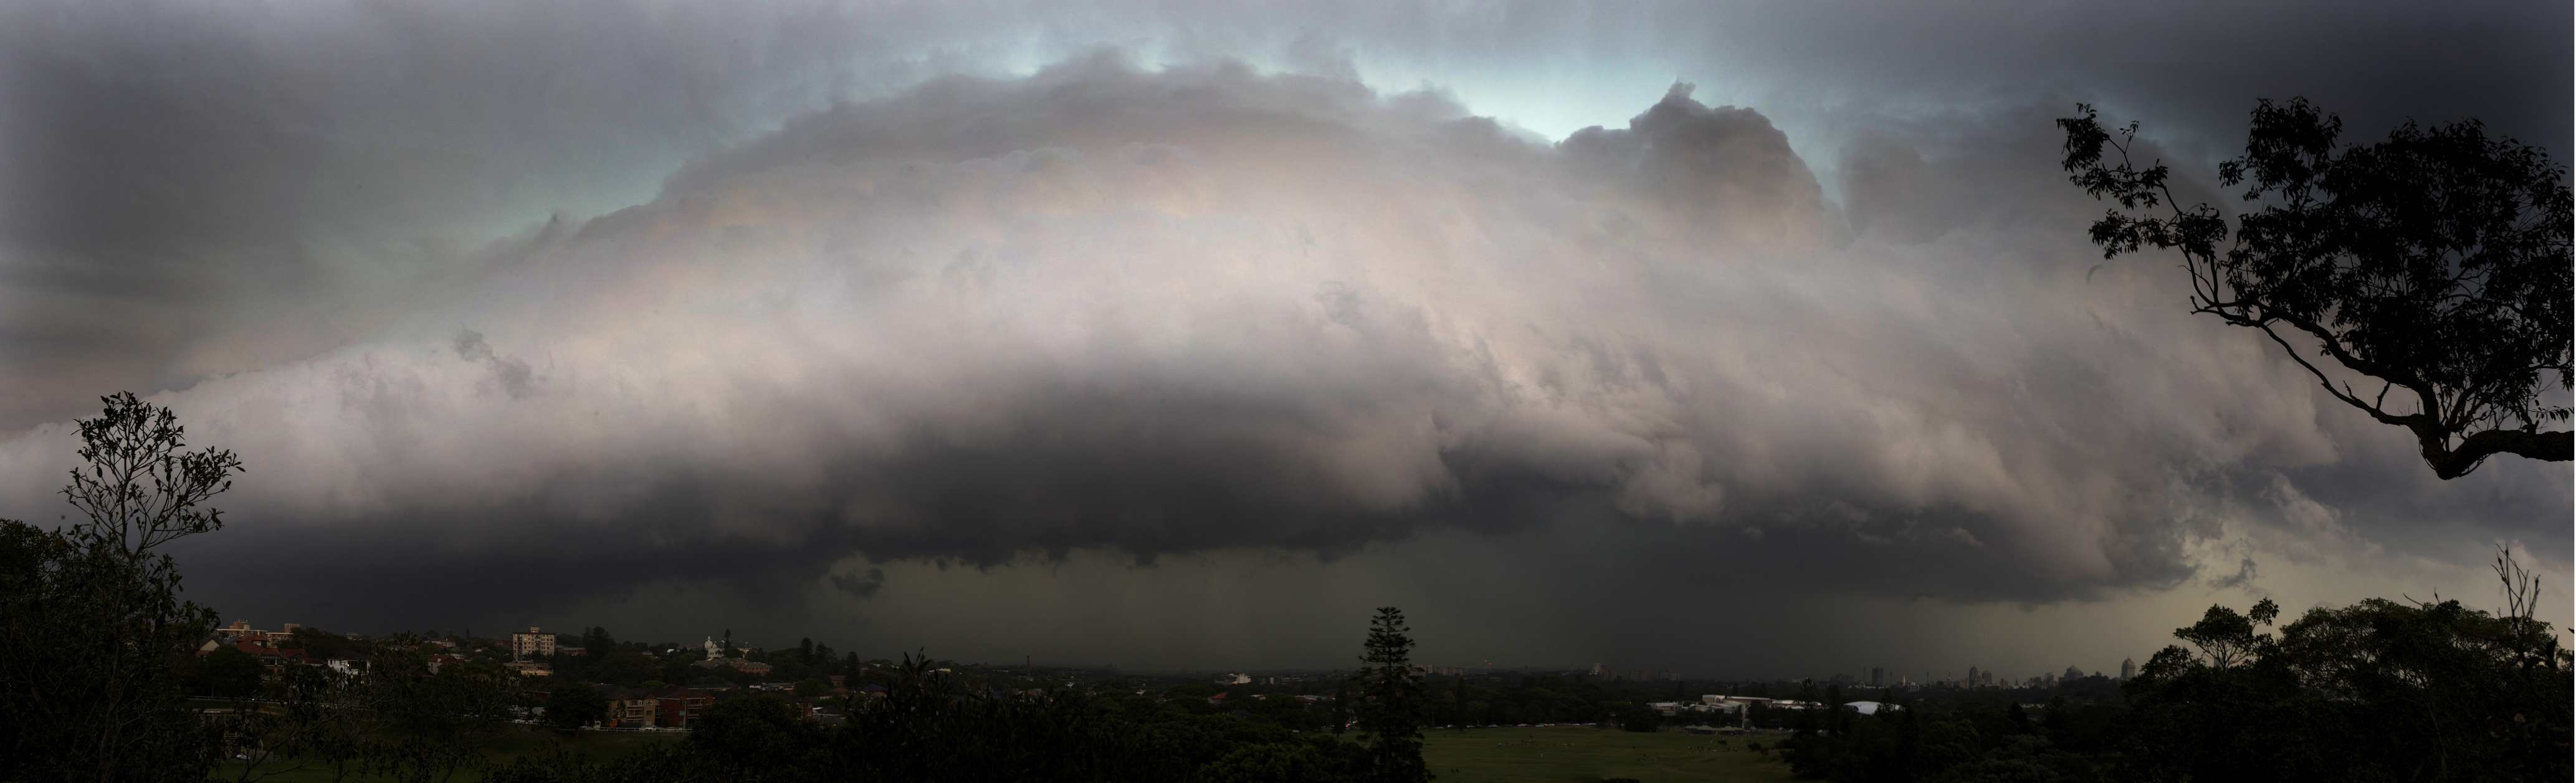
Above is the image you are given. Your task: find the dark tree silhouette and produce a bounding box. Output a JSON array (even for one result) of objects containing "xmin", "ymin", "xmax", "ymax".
[
  {"xmin": 543, "ymin": 683, "xmax": 606, "ymax": 731},
  {"xmin": 201, "ymin": 645, "xmax": 264, "ymax": 699},
  {"xmin": 2125, "ymin": 555, "xmax": 2571, "ymax": 782},
  {"xmin": 2136, "ymin": 598, "xmax": 2286, "ymax": 677},
  {"xmin": 1332, "ymin": 676, "xmax": 1350, "ymax": 734},
  {"xmin": 2059, "ymin": 99, "xmax": 2572, "ymax": 478},
  {"xmin": 1357, "ymin": 607, "xmax": 1429, "ymax": 783},
  {"xmin": 0, "ymin": 392, "xmax": 243, "ymax": 783},
  {"xmin": 59, "ymin": 391, "xmax": 246, "ymax": 557}
]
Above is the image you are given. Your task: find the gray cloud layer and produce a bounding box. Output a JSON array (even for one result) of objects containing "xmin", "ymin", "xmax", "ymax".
[{"xmin": 0, "ymin": 1, "xmax": 2564, "ymax": 668}]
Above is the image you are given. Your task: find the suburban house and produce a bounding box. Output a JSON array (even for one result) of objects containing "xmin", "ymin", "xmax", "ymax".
[
  {"xmin": 604, "ymin": 689, "xmax": 660, "ymax": 728},
  {"xmin": 598, "ymin": 687, "xmax": 725, "ymax": 729},
  {"xmin": 214, "ymin": 620, "xmax": 302, "ymax": 646},
  {"xmin": 196, "ymin": 636, "xmax": 310, "ymax": 683},
  {"xmin": 692, "ymin": 656, "xmax": 773, "ymax": 676},
  {"xmin": 655, "ymin": 689, "xmax": 719, "ymax": 728}
]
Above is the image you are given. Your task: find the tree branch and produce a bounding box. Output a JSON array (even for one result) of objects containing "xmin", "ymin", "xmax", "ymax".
[
  {"xmin": 2426, "ymin": 428, "xmax": 2570, "ymax": 479},
  {"xmin": 2251, "ymin": 322, "xmax": 2418, "ymax": 426}
]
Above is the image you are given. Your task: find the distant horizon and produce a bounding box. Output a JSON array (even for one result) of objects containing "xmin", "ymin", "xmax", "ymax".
[{"xmin": 217, "ymin": 615, "xmax": 2153, "ymax": 686}]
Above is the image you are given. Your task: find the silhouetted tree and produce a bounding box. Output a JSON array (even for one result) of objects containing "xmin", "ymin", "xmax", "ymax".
[
  {"xmin": 1332, "ymin": 677, "xmax": 1350, "ymax": 734},
  {"xmin": 1195, "ymin": 739, "xmax": 1352, "ymax": 783},
  {"xmin": 689, "ymin": 696, "xmax": 823, "ymax": 780},
  {"xmin": 199, "ymin": 645, "xmax": 262, "ymax": 699},
  {"xmin": 2059, "ymin": 99, "xmax": 2571, "ymax": 478},
  {"xmin": 580, "ymin": 626, "xmax": 614, "ymax": 658},
  {"xmin": 1827, "ymin": 684, "xmax": 1848, "ymax": 735},
  {"xmin": 1613, "ymin": 703, "xmax": 1659, "ymax": 733},
  {"xmin": 543, "ymin": 683, "xmax": 606, "ymax": 732},
  {"xmin": 2126, "ymin": 553, "xmax": 2572, "ymax": 782},
  {"xmin": 284, "ymin": 627, "xmax": 367, "ymax": 661},
  {"xmin": 368, "ymin": 656, "xmax": 518, "ymax": 783},
  {"xmin": 0, "ymin": 392, "xmax": 243, "ymax": 783},
  {"xmin": 1451, "ymin": 676, "xmax": 1469, "ymax": 728},
  {"xmin": 1356, "ymin": 607, "xmax": 1429, "ymax": 783}
]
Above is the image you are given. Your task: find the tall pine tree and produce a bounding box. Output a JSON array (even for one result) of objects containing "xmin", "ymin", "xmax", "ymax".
[
  {"xmin": 1358, "ymin": 607, "xmax": 1429, "ymax": 783},
  {"xmin": 1332, "ymin": 676, "xmax": 1350, "ymax": 734}
]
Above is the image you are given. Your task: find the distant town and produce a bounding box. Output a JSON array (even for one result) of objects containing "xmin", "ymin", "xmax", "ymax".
[{"xmin": 197, "ymin": 618, "xmax": 2144, "ymax": 735}]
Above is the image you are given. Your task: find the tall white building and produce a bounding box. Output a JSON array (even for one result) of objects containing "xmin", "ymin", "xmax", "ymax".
[{"xmin": 512, "ymin": 626, "xmax": 556, "ymax": 660}]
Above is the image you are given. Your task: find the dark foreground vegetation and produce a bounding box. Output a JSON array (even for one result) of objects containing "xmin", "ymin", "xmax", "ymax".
[
  {"xmin": 487, "ymin": 654, "xmax": 1380, "ymax": 782},
  {"xmin": 1777, "ymin": 561, "xmax": 2572, "ymax": 783}
]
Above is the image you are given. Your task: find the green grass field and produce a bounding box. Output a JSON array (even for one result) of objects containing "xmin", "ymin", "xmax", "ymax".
[
  {"xmin": 1423, "ymin": 727, "xmax": 1800, "ymax": 783},
  {"xmin": 209, "ymin": 728, "xmax": 677, "ymax": 782}
]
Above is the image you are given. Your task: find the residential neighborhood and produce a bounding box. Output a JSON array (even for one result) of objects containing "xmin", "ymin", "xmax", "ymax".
[{"xmin": 187, "ymin": 621, "xmax": 869, "ymax": 740}]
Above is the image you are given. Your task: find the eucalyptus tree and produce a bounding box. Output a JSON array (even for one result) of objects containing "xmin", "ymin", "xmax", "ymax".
[{"xmin": 2061, "ymin": 100, "xmax": 2570, "ymax": 478}]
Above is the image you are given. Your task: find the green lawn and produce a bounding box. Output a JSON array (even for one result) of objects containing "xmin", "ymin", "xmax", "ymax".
[
  {"xmin": 209, "ymin": 728, "xmax": 678, "ymax": 782},
  {"xmin": 1423, "ymin": 727, "xmax": 1800, "ymax": 783}
]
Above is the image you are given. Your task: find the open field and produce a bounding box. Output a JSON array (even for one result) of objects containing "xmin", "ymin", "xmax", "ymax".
[
  {"xmin": 1423, "ymin": 726, "xmax": 1801, "ymax": 783},
  {"xmin": 209, "ymin": 728, "xmax": 677, "ymax": 782}
]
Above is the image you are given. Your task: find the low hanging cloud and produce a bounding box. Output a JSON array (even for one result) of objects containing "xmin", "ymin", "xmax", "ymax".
[{"xmin": 0, "ymin": 49, "xmax": 2559, "ymax": 630}]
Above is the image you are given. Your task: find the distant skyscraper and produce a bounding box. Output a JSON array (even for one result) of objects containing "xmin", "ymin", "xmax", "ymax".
[
  {"xmin": 1870, "ymin": 667, "xmax": 1884, "ymax": 688},
  {"xmin": 2119, "ymin": 658, "xmax": 2136, "ymax": 680}
]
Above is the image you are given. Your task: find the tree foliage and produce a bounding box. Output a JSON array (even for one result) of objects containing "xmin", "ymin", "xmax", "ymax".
[
  {"xmin": 200, "ymin": 645, "xmax": 264, "ymax": 699},
  {"xmin": 1781, "ymin": 550, "xmax": 2572, "ymax": 782},
  {"xmin": 1358, "ymin": 606, "xmax": 1430, "ymax": 783},
  {"xmin": 487, "ymin": 651, "xmax": 1375, "ymax": 783},
  {"xmin": 366, "ymin": 655, "xmax": 520, "ymax": 783},
  {"xmin": 2059, "ymin": 99, "xmax": 2572, "ymax": 478},
  {"xmin": 543, "ymin": 683, "xmax": 607, "ymax": 732},
  {"xmin": 2124, "ymin": 550, "xmax": 2571, "ymax": 782},
  {"xmin": 0, "ymin": 392, "xmax": 242, "ymax": 783}
]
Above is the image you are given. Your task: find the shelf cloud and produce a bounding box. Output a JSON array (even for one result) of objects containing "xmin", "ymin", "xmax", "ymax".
[{"xmin": 0, "ymin": 0, "xmax": 2562, "ymax": 673}]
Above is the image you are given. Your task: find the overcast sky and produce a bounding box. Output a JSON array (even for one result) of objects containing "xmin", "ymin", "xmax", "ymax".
[{"xmin": 1, "ymin": 1, "xmax": 2567, "ymax": 679}]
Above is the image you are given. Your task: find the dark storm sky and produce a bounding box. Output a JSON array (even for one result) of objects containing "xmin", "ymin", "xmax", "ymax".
[{"xmin": 0, "ymin": 1, "xmax": 2565, "ymax": 678}]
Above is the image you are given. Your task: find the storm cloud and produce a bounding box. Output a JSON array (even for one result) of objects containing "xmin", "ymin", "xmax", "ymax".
[{"xmin": 0, "ymin": 0, "xmax": 2564, "ymax": 675}]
